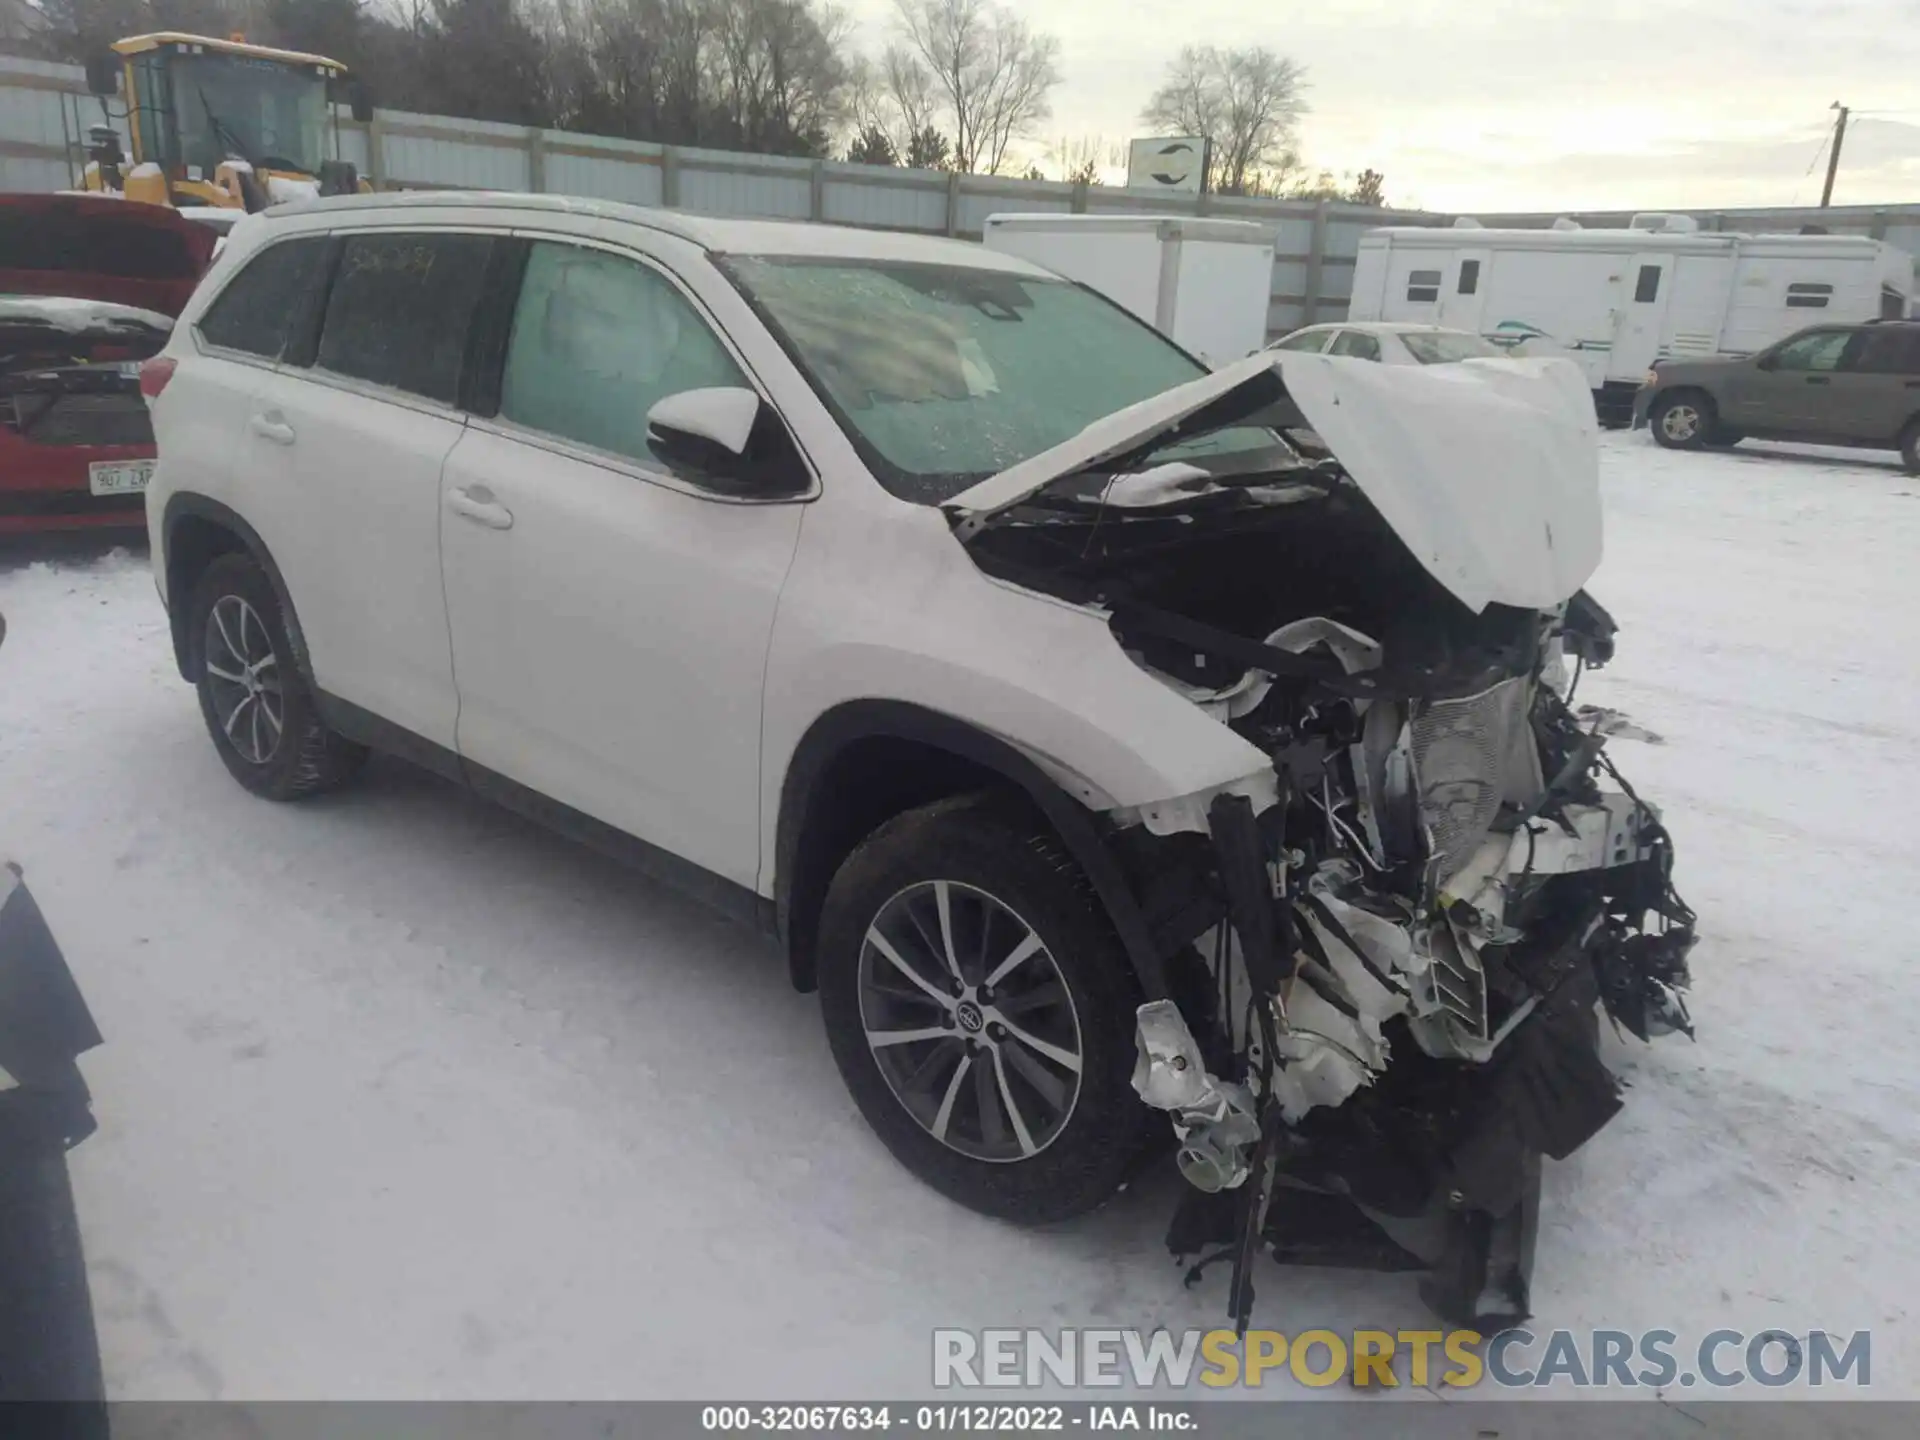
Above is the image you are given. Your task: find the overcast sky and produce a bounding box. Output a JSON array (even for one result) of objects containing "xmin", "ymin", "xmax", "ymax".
[{"xmin": 847, "ymin": 0, "xmax": 1920, "ymax": 212}]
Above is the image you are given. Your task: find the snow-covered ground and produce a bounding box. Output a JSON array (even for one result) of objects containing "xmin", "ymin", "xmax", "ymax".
[{"xmin": 2, "ymin": 433, "xmax": 1917, "ymax": 1402}]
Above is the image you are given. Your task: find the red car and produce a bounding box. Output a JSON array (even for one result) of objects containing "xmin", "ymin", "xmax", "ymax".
[{"xmin": 2, "ymin": 195, "xmax": 215, "ymax": 535}]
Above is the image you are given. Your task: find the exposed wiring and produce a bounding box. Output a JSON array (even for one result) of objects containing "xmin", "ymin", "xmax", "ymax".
[{"xmin": 1308, "ymin": 782, "xmax": 1384, "ymax": 871}]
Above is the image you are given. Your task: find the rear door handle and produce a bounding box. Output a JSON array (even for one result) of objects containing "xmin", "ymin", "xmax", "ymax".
[
  {"xmin": 248, "ymin": 411, "xmax": 296, "ymax": 445},
  {"xmin": 445, "ymin": 485, "xmax": 513, "ymax": 530}
]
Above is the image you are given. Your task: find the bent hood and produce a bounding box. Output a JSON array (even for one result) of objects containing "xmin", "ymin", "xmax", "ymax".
[{"xmin": 944, "ymin": 351, "xmax": 1603, "ymax": 613}]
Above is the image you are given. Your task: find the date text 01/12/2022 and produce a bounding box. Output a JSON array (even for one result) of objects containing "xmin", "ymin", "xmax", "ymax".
[{"xmin": 700, "ymin": 1406, "xmax": 1197, "ymax": 1432}]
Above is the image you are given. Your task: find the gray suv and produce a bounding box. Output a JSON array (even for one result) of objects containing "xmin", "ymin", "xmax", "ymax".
[{"xmin": 1633, "ymin": 320, "xmax": 1920, "ymax": 471}]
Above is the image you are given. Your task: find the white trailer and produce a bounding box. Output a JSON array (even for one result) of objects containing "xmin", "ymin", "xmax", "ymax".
[
  {"xmin": 982, "ymin": 214, "xmax": 1275, "ymax": 367},
  {"xmin": 1348, "ymin": 216, "xmax": 1916, "ymax": 423}
]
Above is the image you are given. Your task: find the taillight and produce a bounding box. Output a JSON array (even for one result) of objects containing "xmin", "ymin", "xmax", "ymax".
[{"xmin": 139, "ymin": 356, "xmax": 177, "ymax": 400}]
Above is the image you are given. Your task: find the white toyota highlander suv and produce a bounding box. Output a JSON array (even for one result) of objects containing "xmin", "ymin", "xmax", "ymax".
[{"xmin": 143, "ymin": 192, "xmax": 1696, "ymax": 1328}]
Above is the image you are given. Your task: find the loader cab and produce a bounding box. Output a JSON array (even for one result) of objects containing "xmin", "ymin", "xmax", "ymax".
[{"xmin": 84, "ymin": 32, "xmax": 370, "ymax": 212}]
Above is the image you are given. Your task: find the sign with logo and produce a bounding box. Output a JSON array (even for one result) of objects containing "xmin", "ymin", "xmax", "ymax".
[{"xmin": 1127, "ymin": 136, "xmax": 1208, "ymax": 194}]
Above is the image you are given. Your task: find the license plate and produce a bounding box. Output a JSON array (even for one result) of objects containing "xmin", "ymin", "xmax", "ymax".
[{"xmin": 88, "ymin": 460, "xmax": 154, "ymax": 497}]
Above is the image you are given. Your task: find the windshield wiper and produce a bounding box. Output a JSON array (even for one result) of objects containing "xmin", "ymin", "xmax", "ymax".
[{"xmin": 196, "ymin": 88, "xmax": 271, "ymax": 211}]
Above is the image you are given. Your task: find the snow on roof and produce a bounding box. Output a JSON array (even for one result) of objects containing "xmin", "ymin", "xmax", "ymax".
[
  {"xmin": 1365, "ymin": 224, "xmax": 1891, "ymax": 252},
  {"xmin": 111, "ymin": 31, "xmax": 346, "ymax": 73}
]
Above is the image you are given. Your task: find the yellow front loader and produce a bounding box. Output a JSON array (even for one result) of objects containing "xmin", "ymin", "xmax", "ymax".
[{"xmin": 77, "ymin": 31, "xmax": 372, "ymax": 213}]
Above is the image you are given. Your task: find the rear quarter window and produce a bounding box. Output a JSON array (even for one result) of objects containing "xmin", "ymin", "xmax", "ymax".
[
  {"xmin": 196, "ymin": 236, "xmax": 333, "ymax": 360},
  {"xmin": 314, "ymin": 233, "xmax": 494, "ymax": 404}
]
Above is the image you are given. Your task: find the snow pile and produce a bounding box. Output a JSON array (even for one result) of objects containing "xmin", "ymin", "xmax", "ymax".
[
  {"xmin": 1, "ymin": 435, "xmax": 1917, "ymax": 1399},
  {"xmin": 266, "ymin": 175, "xmax": 321, "ymax": 205}
]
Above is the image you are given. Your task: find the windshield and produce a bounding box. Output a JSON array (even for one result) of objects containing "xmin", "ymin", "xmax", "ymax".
[
  {"xmin": 721, "ymin": 257, "xmax": 1277, "ymax": 503},
  {"xmin": 1401, "ymin": 330, "xmax": 1501, "ymax": 365},
  {"xmin": 172, "ymin": 53, "xmax": 329, "ymax": 177}
]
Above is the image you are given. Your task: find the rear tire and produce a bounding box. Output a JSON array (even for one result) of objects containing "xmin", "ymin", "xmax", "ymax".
[
  {"xmin": 817, "ymin": 794, "xmax": 1156, "ymax": 1225},
  {"xmin": 1650, "ymin": 391, "xmax": 1713, "ymax": 450},
  {"xmin": 187, "ymin": 553, "xmax": 367, "ymax": 800},
  {"xmin": 1900, "ymin": 419, "xmax": 1920, "ymax": 475}
]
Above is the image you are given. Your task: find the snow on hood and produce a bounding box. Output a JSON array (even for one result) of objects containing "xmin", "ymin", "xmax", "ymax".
[
  {"xmin": 0, "ymin": 295, "xmax": 175, "ymax": 334},
  {"xmin": 944, "ymin": 351, "xmax": 1603, "ymax": 613}
]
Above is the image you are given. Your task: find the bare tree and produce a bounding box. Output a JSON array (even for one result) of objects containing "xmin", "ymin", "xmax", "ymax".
[
  {"xmin": 709, "ymin": 0, "xmax": 853, "ymax": 154},
  {"xmin": 1050, "ymin": 133, "xmax": 1117, "ymax": 185},
  {"xmin": 849, "ymin": 40, "xmax": 940, "ymax": 160},
  {"xmin": 1141, "ymin": 44, "xmax": 1307, "ymax": 196},
  {"xmin": 891, "ymin": 0, "xmax": 1059, "ymax": 174}
]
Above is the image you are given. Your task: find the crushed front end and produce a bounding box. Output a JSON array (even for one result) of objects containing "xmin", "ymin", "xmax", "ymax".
[
  {"xmin": 1118, "ymin": 594, "xmax": 1694, "ymax": 1330},
  {"xmin": 953, "ymin": 352, "xmax": 1696, "ymax": 1330}
]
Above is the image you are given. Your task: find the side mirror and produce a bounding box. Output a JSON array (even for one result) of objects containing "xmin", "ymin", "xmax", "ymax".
[
  {"xmin": 318, "ymin": 159, "xmax": 360, "ymax": 197},
  {"xmin": 84, "ymin": 53, "xmax": 119, "ymax": 98},
  {"xmin": 646, "ymin": 387, "xmax": 807, "ymax": 496},
  {"xmin": 330, "ymin": 77, "xmax": 374, "ymax": 124},
  {"xmin": 1755, "ymin": 353, "xmax": 1776, "ymax": 371}
]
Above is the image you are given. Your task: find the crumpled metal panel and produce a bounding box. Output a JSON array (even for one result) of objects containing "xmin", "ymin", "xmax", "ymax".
[{"xmin": 1409, "ymin": 676, "xmax": 1537, "ymax": 886}]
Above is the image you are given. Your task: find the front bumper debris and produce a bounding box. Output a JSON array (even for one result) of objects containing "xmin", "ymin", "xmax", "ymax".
[{"xmin": 1123, "ymin": 623, "xmax": 1696, "ymax": 1331}]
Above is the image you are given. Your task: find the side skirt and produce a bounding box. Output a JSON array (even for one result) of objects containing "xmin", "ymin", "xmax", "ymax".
[{"xmin": 313, "ymin": 691, "xmax": 778, "ymax": 939}]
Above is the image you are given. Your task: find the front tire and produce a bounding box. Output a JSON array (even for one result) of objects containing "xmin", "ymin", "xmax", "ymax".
[
  {"xmin": 1900, "ymin": 418, "xmax": 1920, "ymax": 475},
  {"xmin": 1650, "ymin": 391, "xmax": 1713, "ymax": 450},
  {"xmin": 187, "ymin": 553, "xmax": 367, "ymax": 800},
  {"xmin": 817, "ymin": 795, "xmax": 1156, "ymax": 1225}
]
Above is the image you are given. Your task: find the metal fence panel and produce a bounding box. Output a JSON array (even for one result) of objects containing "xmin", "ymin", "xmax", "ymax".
[
  {"xmin": 821, "ymin": 166, "xmax": 946, "ymax": 232},
  {"xmin": 677, "ymin": 148, "xmax": 812, "ymax": 219},
  {"xmin": 545, "ymin": 147, "xmax": 662, "ymax": 207}
]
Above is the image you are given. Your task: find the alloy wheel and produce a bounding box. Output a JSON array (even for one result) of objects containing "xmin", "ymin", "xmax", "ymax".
[
  {"xmin": 1660, "ymin": 403, "xmax": 1701, "ymax": 443},
  {"xmin": 203, "ymin": 595, "xmax": 285, "ymax": 766},
  {"xmin": 857, "ymin": 879, "xmax": 1084, "ymax": 1163}
]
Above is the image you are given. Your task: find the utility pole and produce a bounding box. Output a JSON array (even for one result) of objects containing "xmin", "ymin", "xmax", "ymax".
[{"xmin": 1820, "ymin": 103, "xmax": 1849, "ymax": 208}]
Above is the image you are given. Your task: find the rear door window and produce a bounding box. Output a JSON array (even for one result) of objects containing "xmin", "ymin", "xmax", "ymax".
[
  {"xmin": 197, "ymin": 237, "xmax": 332, "ymax": 360},
  {"xmin": 314, "ymin": 232, "xmax": 494, "ymax": 405},
  {"xmin": 1771, "ymin": 330, "xmax": 1852, "ymax": 372},
  {"xmin": 1327, "ymin": 330, "xmax": 1383, "ymax": 361},
  {"xmin": 1271, "ymin": 330, "xmax": 1330, "ymax": 353},
  {"xmin": 498, "ymin": 241, "xmax": 747, "ymax": 469}
]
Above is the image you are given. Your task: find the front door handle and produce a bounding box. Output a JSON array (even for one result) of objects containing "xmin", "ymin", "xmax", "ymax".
[
  {"xmin": 248, "ymin": 411, "xmax": 296, "ymax": 445},
  {"xmin": 445, "ymin": 485, "xmax": 513, "ymax": 530},
  {"xmin": 1806, "ymin": 376, "xmax": 1830, "ymax": 385}
]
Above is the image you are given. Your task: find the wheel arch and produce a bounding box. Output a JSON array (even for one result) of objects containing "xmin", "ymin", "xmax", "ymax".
[
  {"xmin": 774, "ymin": 700, "xmax": 1167, "ymax": 1003},
  {"xmin": 1652, "ymin": 384, "xmax": 1716, "ymax": 416},
  {"xmin": 161, "ymin": 494, "xmax": 309, "ymax": 686}
]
